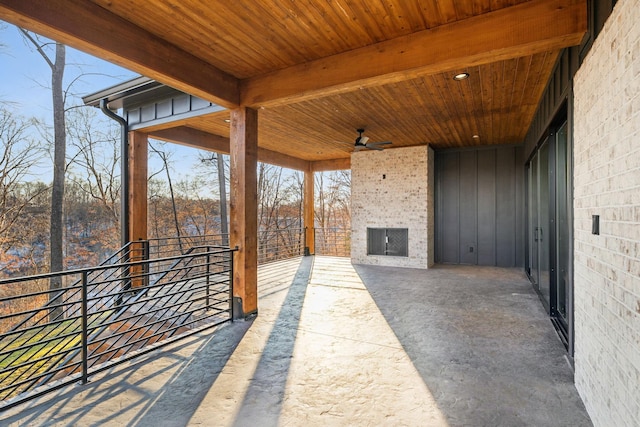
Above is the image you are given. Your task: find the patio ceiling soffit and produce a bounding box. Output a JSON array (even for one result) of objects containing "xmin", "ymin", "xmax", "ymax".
[{"xmin": 0, "ymin": 0, "xmax": 586, "ymax": 110}]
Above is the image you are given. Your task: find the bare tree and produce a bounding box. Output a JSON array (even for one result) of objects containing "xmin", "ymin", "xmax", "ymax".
[
  {"xmin": 0, "ymin": 108, "xmax": 46, "ymax": 254},
  {"xmin": 149, "ymin": 141, "xmax": 182, "ymax": 252},
  {"xmin": 198, "ymin": 152, "xmax": 229, "ymax": 245},
  {"xmin": 19, "ymin": 29, "xmax": 66, "ymax": 318},
  {"xmin": 66, "ymin": 107, "xmax": 120, "ymax": 223}
]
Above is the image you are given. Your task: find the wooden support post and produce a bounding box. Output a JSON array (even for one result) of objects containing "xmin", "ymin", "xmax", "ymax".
[
  {"xmin": 304, "ymin": 166, "xmax": 315, "ymax": 255},
  {"xmin": 128, "ymin": 131, "xmax": 148, "ymax": 288},
  {"xmin": 229, "ymin": 107, "xmax": 258, "ymax": 319}
]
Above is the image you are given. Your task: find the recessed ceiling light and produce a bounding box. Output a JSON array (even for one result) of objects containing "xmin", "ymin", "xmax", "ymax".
[
  {"xmin": 472, "ymin": 134, "xmax": 480, "ymax": 139},
  {"xmin": 453, "ymin": 72, "xmax": 469, "ymax": 81},
  {"xmin": 224, "ymin": 119, "xmax": 230, "ymax": 123}
]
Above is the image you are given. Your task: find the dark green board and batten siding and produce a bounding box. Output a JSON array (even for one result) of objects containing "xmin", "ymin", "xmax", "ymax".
[{"xmin": 435, "ymin": 146, "xmax": 524, "ymax": 267}]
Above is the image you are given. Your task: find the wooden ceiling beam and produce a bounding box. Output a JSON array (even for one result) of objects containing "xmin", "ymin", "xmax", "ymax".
[
  {"xmin": 149, "ymin": 127, "xmax": 310, "ymax": 171},
  {"xmin": 311, "ymin": 158, "xmax": 351, "ymax": 172},
  {"xmin": 0, "ymin": 0, "xmax": 239, "ymax": 108},
  {"xmin": 241, "ymin": 0, "xmax": 586, "ymax": 107}
]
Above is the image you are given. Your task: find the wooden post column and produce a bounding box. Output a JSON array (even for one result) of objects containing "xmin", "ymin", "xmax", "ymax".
[
  {"xmin": 128, "ymin": 131, "xmax": 148, "ymax": 288},
  {"xmin": 229, "ymin": 107, "xmax": 258, "ymax": 319},
  {"xmin": 304, "ymin": 166, "xmax": 315, "ymax": 255}
]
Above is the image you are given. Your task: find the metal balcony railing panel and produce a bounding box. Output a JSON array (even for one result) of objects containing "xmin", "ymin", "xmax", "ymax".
[
  {"xmin": 0, "ymin": 246, "xmax": 235, "ymax": 410},
  {"xmin": 314, "ymin": 228, "xmax": 351, "ymax": 257},
  {"xmin": 258, "ymin": 227, "xmax": 304, "ymax": 264},
  {"xmin": 0, "ymin": 226, "xmax": 327, "ymax": 410}
]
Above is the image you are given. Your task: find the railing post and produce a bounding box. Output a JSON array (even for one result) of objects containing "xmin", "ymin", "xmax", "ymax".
[
  {"xmin": 81, "ymin": 271, "xmax": 89, "ymax": 385},
  {"xmin": 206, "ymin": 247, "xmax": 211, "ymax": 310},
  {"xmin": 304, "ymin": 227, "xmax": 310, "ymax": 256},
  {"xmin": 143, "ymin": 239, "xmax": 150, "ymax": 288},
  {"xmin": 229, "ymin": 249, "xmax": 235, "ymax": 321}
]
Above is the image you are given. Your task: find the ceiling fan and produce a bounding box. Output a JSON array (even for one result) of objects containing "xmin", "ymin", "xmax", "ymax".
[{"xmin": 353, "ymin": 128, "xmax": 392, "ymax": 151}]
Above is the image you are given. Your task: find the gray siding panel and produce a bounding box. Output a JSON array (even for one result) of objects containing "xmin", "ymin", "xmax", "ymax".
[
  {"xmin": 496, "ymin": 147, "xmax": 516, "ymax": 267},
  {"xmin": 477, "ymin": 149, "xmax": 496, "ymax": 266},
  {"xmin": 459, "ymin": 151, "xmax": 478, "ymax": 265},
  {"xmin": 435, "ymin": 146, "xmax": 523, "ymax": 267},
  {"xmin": 438, "ymin": 152, "xmax": 460, "ymax": 264}
]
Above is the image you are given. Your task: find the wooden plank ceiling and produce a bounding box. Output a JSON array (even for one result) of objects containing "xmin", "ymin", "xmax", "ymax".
[{"xmin": 0, "ymin": 0, "xmax": 586, "ymax": 163}]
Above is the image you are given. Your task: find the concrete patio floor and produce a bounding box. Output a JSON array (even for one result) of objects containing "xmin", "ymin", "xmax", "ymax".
[{"xmin": 1, "ymin": 256, "xmax": 592, "ymax": 426}]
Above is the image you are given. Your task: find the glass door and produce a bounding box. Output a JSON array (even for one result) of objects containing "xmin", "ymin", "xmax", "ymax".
[
  {"xmin": 554, "ymin": 122, "xmax": 570, "ymax": 331},
  {"xmin": 537, "ymin": 139, "xmax": 551, "ymax": 307},
  {"xmin": 526, "ymin": 119, "xmax": 571, "ymax": 345},
  {"xmin": 527, "ymin": 138, "xmax": 551, "ymax": 308}
]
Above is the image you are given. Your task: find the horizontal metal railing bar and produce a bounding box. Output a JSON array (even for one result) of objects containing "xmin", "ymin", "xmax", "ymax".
[
  {"xmin": 1, "ymin": 357, "xmax": 83, "ymax": 397},
  {"xmin": 0, "ymin": 248, "xmax": 235, "ymax": 288},
  {"xmin": 83, "ymin": 289, "xmax": 224, "ymax": 340},
  {"xmin": 0, "ymin": 239, "xmax": 236, "ymax": 411},
  {"xmin": 0, "ymin": 322, "xmax": 84, "ymax": 360},
  {"xmin": 86, "ymin": 307, "xmax": 230, "ymax": 364},
  {"xmin": 0, "ymin": 340, "xmax": 81, "ymax": 381},
  {"xmin": 81, "ymin": 314, "xmax": 230, "ymax": 383},
  {"xmin": 85, "ymin": 309, "xmax": 230, "ymax": 367}
]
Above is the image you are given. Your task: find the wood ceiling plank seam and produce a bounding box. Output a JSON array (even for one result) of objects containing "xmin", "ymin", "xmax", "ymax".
[
  {"xmin": 287, "ymin": 1, "xmax": 353, "ymax": 56},
  {"xmin": 402, "ymin": 79, "xmax": 430, "ymax": 143},
  {"xmin": 417, "ymin": 76, "xmax": 456, "ymax": 145},
  {"xmin": 182, "ymin": 0, "xmax": 299, "ymax": 76},
  {"xmin": 311, "ymin": 0, "xmax": 377, "ymax": 49},
  {"xmin": 442, "ymin": 74, "xmax": 471, "ymax": 146},
  {"xmin": 405, "ymin": 78, "xmax": 446, "ymax": 145},
  {"xmin": 360, "ymin": 85, "xmax": 399, "ymax": 137},
  {"xmin": 92, "ymin": 0, "xmax": 232, "ymax": 72},
  {"xmin": 435, "ymin": 0, "xmax": 459, "ymax": 24},
  {"xmin": 419, "ymin": 0, "xmax": 446, "ymax": 28},
  {"xmin": 246, "ymin": 1, "xmax": 329, "ymax": 64},
  {"xmin": 94, "ymin": 0, "xmax": 284, "ymax": 78},
  {"xmin": 260, "ymin": 105, "xmax": 351, "ymax": 158},
  {"xmin": 394, "ymin": 0, "xmax": 429, "ymax": 33},
  {"xmin": 407, "ymin": 79, "xmax": 446, "ymax": 145},
  {"xmin": 183, "ymin": 1, "xmax": 292, "ymax": 76},
  {"xmin": 465, "ymin": 66, "xmax": 486, "ymax": 144},
  {"xmin": 428, "ymin": 74, "xmax": 464, "ymax": 147},
  {"xmin": 500, "ymin": 59, "xmax": 519, "ymax": 143},
  {"xmin": 494, "ymin": 60, "xmax": 507, "ymax": 143},
  {"xmin": 450, "ymin": 72, "xmax": 476, "ymax": 144},
  {"xmin": 229, "ymin": 2, "xmax": 308, "ymax": 73},
  {"xmin": 343, "ymin": 0, "xmax": 391, "ymax": 44},
  {"xmin": 377, "ymin": 0, "xmax": 413, "ymax": 37},
  {"xmin": 472, "ymin": 0, "xmax": 493, "ymax": 16},
  {"xmin": 505, "ymin": 57, "xmax": 521, "ymax": 143},
  {"xmin": 477, "ymin": 63, "xmax": 495, "ymax": 144},
  {"xmin": 512, "ymin": 55, "xmax": 534, "ymax": 136},
  {"xmin": 489, "ymin": 62, "xmax": 502, "ymax": 143},
  {"xmin": 454, "ymin": 0, "xmax": 476, "ymax": 21}
]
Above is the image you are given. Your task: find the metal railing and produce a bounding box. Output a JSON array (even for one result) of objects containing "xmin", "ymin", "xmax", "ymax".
[
  {"xmin": 258, "ymin": 227, "xmax": 304, "ymax": 264},
  {"xmin": 0, "ymin": 246, "xmax": 235, "ymax": 410},
  {"xmin": 314, "ymin": 228, "xmax": 351, "ymax": 257},
  {"xmin": 0, "ymin": 226, "xmax": 347, "ymax": 410}
]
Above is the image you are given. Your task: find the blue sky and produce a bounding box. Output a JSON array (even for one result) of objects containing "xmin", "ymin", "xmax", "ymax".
[
  {"xmin": 0, "ymin": 24, "xmax": 136, "ymax": 120},
  {"xmin": 0, "ymin": 21, "xmax": 207, "ymax": 183}
]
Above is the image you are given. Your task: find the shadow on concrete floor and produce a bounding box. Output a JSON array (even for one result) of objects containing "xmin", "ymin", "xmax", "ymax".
[
  {"xmin": 356, "ymin": 263, "xmax": 592, "ymax": 427},
  {"xmin": 2, "ymin": 321, "xmax": 252, "ymax": 427}
]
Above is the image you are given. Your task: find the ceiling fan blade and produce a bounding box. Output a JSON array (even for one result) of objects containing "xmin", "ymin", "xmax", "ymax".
[
  {"xmin": 368, "ymin": 141, "xmax": 392, "ymax": 146},
  {"xmin": 366, "ymin": 145, "xmax": 384, "ymax": 151}
]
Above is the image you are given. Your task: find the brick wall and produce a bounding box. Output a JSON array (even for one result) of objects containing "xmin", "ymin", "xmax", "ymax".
[
  {"xmin": 573, "ymin": 0, "xmax": 640, "ymax": 425},
  {"xmin": 351, "ymin": 145, "xmax": 434, "ymax": 268}
]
